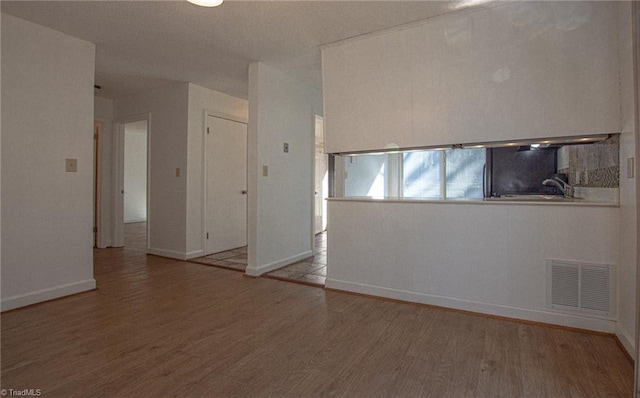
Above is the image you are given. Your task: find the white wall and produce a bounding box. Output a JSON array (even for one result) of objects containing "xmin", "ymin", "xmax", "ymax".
[
  {"xmin": 323, "ymin": 2, "xmax": 622, "ymax": 154},
  {"xmin": 94, "ymin": 96, "xmax": 114, "ymax": 248},
  {"xmin": 124, "ymin": 120, "xmax": 147, "ymax": 223},
  {"xmin": 1, "ymin": 13, "xmax": 96, "ymax": 310},
  {"xmin": 114, "ymin": 83, "xmax": 189, "ymax": 259},
  {"xmin": 615, "ymin": 2, "xmax": 637, "ymax": 357},
  {"xmin": 186, "ymin": 83, "xmax": 248, "ymax": 258},
  {"xmin": 247, "ymin": 62, "xmax": 323, "ymax": 275},
  {"xmin": 322, "ymin": 2, "xmax": 636, "ymax": 356},
  {"xmin": 113, "ymin": 83, "xmax": 248, "ymax": 259},
  {"xmin": 327, "ymin": 200, "xmax": 621, "ymax": 332}
]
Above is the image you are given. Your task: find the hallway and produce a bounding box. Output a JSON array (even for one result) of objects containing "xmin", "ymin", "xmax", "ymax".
[{"xmin": 124, "ymin": 221, "xmax": 147, "ymax": 253}]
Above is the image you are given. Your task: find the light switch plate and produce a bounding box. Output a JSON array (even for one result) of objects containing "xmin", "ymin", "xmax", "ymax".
[
  {"xmin": 283, "ymin": 143, "xmax": 289, "ymax": 153},
  {"xmin": 627, "ymin": 157, "xmax": 635, "ymax": 178},
  {"xmin": 65, "ymin": 158, "xmax": 78, "ymax": 172},
  {"xmin": 263, "ymin": 165, "xmax": 269, "ymax": 177},
  {"xmin": 176, "ymin": 168, "xmax": 181, "ymax": 177}
]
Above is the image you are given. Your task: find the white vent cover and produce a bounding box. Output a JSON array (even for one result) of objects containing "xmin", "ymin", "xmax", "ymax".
[{"xmin": 546, "ymin": 259, "xmax": 615, "ymax": 317}]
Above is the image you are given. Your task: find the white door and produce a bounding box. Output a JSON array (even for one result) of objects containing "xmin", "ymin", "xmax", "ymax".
[
  {"xmin": 205, "ymin": 115, "xmax": 247, "ymax": 255},
  {"xmin": 314, "ymin": 115, "xmax": 328, "ymax": 234}
]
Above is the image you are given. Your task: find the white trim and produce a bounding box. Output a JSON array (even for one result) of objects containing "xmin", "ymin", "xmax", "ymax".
[
  {"xmin": 148, "ymin": 247, "xmax": 188, "ymax": 260},
  {"xmin": 124, "ymin": 218, "xmax": 147, "ymax": 224},
  {"xmin": 94, "ymin": 117, "xmax": 113, "ymax": 249},
  {"xmin": 152, "ymin": 249, "xmax": 204, "ymax": 261},
  {"xmin": 206, "ymin": 109, "xmax": 248, "ymax": 125},
  {"xmin": 1, "ymin": 279, "xmax": 96, "ymax": 312},
  {"xmin": 311, "ymin": 113, "xmax": 318, "ymax": 249},
  {"xmin": 616, "ymin": 324, "xmax": 636, "ymax": 360},
  {"xmin": 325, "ymin": 278, "xmax": 618, "ymax": 333},
  {"xmin": 93, "ymin": 120, "xmax": 102, "ymax": 248},
  {"xmin": 113, "ymin": 122, "xmax": 124, "ymax": 247},
  {"xmin": 201, "ymin": 109, "xmax": 208, "ymax": 257},
  {"xmin": 186, "ymin": 250, "xmax": 204, "ymax": 260},
  {"xmin": 245, "ymin": 250, "xmax": 313, "ymax": 277}
]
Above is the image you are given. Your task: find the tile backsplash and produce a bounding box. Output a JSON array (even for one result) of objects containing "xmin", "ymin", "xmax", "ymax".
[{"xmin": 557, "ymin": 135, "xmax": 619, "ymax": 188}]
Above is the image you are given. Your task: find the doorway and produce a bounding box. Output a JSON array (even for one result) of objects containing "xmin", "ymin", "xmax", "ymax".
[
  {"xmin": 112, "ymin": 116, "xmax": 150, "ymax": 251},
  {"xmin": 204, "ymin": 114, "xmax": 248, "ymax": 255},
  {"xmin": 123, "ymin": 120, "xmax": 148, "ymax": 252},
  {"xmin": 314, "ymin": 114, "xmax": 328, "ymax": 235}
]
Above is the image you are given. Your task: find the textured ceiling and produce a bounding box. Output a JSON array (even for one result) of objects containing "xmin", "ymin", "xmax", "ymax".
[{"xmin": 1, "ymin": 0, "xmax": 467, "ymax": 100}]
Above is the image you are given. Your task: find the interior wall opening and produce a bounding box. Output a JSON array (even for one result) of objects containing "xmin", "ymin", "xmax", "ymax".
[{"xmin": 121, "ymin": 119, "xmax": 149, "ymax": 252}]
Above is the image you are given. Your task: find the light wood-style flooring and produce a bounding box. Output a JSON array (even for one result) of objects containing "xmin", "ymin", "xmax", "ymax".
[{"xmin": 1, "ymin": 240, "xmax": 634, "ymax": 396}]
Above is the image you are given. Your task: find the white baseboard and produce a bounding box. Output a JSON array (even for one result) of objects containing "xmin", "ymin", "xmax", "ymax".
[
  {"xmin": 186, "ymin": 250, "xmax": 204, "ymax": 260},
  {"xmin": 325, "ymin": 278, "xmax": 617, "ymax": 333},
  {"xmin": 615, "ymin": 324, "xmax": 636, "ymax": 360},
  {"xmin": 1, "ymin": 279, "xmax": 96, "ymax": 312},
  {"xmin": 246, "ymin": 250, "xmax": 313, "ymax": 276},
  {"xmin": 124, "ymin": 219, "xmax": 147, "ymax": 224},
  {"xmin": 148, "ymin": 247, "xmax": 187, "ymax": 260}
]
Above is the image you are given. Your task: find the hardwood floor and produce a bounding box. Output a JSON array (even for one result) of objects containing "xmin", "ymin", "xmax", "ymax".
[{"xmin": 1, "ymin": 244, "xmax": 633, "ymax": 397}]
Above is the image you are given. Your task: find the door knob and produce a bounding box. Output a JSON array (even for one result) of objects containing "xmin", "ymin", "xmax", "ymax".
[{"xmin": 241, "ymin": 190, "xmax": 248, "ymax": 195}]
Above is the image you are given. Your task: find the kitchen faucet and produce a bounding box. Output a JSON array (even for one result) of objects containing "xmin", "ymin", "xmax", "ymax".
[{"xmin": 543, "ymin": 176, "xmax": 574, "ymax": 198}]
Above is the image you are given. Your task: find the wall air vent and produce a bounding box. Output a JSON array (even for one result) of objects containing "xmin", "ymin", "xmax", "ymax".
[{"xmin": 546, "ymin": 259, "xmax": 615, "ymax": 318}]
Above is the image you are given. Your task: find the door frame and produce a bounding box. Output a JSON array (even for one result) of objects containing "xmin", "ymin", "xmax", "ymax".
[
  {"xmin": 113, "ymin": 113, "xmax": 151, "ymax": 249},
  {"xmin": 202, "ymin": 110, "xmax": 249, "ymax": 256},
  {"xmin": 93, "ymin": 120, "xmax": 102, "ymax": 248},
  {"xmin": 311, "ymin": 114, "xmax": 327, "ymax": 252}
]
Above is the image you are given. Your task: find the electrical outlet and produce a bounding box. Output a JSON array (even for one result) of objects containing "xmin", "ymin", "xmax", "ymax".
[
  {"xmin": 65, "ymin": 158, "xmax": 78, "ymax": 172},
  {"xmin": 283, "ymin": 143, "xmax": 289, "ymax": 153}
]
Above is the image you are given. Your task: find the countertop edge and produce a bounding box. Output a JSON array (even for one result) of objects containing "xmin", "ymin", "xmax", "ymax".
[{"xmin": 327, "ymin": 197, "xmax": 619, "ymax": 208}]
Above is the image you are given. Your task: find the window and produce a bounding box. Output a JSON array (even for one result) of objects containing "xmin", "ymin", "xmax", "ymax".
[
  {"xmin": 334, "ymin": 134, "xmax": 617, "ymax": 201},
  {"xmin": 403, "ymin": 150, "xmax": 441, "ymax": 199},
  {"xmin": 444, "ymin": 148, "xmax": 485, "ymax": 199},
  {"xmin": 343, "ymin": 153, "xmax": 389, "ymax": 198},
  {"xmin": 341, "ymin": 148, "xmax": 485, "ymax": 200}
]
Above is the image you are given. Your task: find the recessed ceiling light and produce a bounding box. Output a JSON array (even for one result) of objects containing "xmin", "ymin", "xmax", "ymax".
[{"xmin": 187, "ymin": 0, "xmax": 223, "ymax": 7}]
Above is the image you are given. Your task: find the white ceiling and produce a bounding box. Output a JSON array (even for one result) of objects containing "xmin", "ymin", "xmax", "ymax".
[{"xmin": 1, "ymin": 0, "xmax": 468, "ymax": 100}]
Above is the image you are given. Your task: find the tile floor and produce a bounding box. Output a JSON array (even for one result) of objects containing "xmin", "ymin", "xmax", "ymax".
[
  {"xmin": 265, "ymin": 232, "xmax": 326, "ymax": 287},
  {"xmin": 189, "ymin": 246, "xmax": 248, "ymax": 272},
  {"xmin": 188, "ymin": 232, "xmax": 327, "ymax": 287}
]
